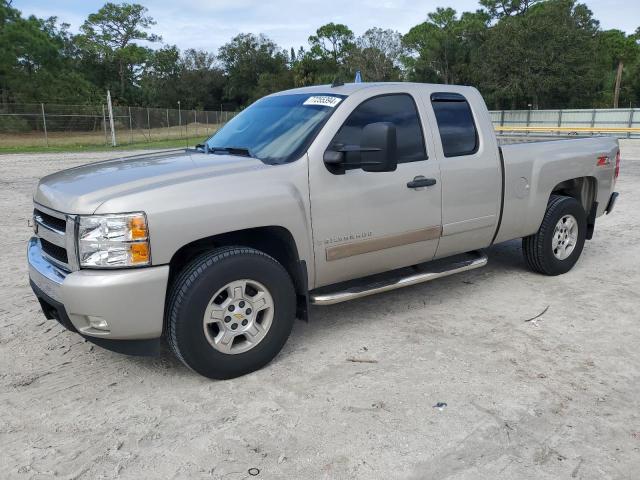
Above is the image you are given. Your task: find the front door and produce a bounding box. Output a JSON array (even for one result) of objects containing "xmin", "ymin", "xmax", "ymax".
[{"xmin": 308, "ymin": 91, "xmax": 443, "ymax": 288}]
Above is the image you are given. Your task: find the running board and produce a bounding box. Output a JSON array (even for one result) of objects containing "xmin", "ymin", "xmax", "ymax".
[{"xmin": 310, "ymin": 250, "xmax": 488, "ymax": 306}]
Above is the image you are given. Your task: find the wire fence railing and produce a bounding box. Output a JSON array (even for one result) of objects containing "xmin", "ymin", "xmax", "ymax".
[
  {"xmin": 490, "ymin": 108, "xmax": 640, "ymax": 138},
  {"xmin": 0, "ymin": 103, "xmax": 238, "ymax": 149}
]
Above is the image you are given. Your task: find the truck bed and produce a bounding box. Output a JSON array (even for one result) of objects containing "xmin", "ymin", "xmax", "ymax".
[
  {"xmin": 497, "ymin": 135, "xmax": 595, "ymax": 145},
  {"xmin": 494, "ymin": 135, "xmax": 618, "ymax": 244}
]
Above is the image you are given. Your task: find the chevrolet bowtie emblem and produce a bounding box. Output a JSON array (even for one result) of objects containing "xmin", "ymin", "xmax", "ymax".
[{"xmin": 233, "ymin": 313, "xmax": 244, "ymax": 320}]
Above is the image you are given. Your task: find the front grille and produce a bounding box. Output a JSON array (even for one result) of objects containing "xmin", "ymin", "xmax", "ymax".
[
  {"xmin": 40, "ymin": 238, "xmax": 69, "ymax": 264},
  {"xmin": 34, "ymin": 204, "xmax": 76, "ymax": 271},
  {"xmin": 34, "ymin": 209, "xmax": 66, "ymax": 233}
]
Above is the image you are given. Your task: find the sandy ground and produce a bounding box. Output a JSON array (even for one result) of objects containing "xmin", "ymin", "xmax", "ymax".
[{"xmin": 1, "ymin": 142, "xmax": 639, "ymax": 479}]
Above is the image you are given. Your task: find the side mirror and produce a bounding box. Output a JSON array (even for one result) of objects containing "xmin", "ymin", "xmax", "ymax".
[
  {"xmin": 323, "ymin": 122, "xmax": 398, "ymax": 174},
  {"xmin": 360, "ymin": 122, "xmax": 397, "ymax": 173}
]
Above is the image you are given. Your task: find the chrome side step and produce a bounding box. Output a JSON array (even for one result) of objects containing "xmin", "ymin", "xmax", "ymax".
[{"xmin": 310, "ymin": 250, "xmax": 488, "ymax": 306}]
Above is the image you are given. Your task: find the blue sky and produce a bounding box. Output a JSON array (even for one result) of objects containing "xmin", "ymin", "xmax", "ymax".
[{"xmin": 14, "ymin": 0, "xmax": 639, "ymax": 53}]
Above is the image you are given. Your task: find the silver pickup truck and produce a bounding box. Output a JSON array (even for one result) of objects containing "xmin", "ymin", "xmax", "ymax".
[{"xmin": 28, "ymin": 83, "xmax": 620, "ymax": 379}]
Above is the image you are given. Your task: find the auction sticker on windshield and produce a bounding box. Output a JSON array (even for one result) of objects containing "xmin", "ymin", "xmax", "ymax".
[{"xmin": 303, "ymin": 96, "xmax": 342, "ymax": 108}]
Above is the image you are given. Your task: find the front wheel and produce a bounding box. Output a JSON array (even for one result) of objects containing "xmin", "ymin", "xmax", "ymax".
[
  {"xmin": 167, "ymin": 247, "xmax": 296, "ymax": 379},
  {"xmin": 522, "ymin": 195, "xmax": 587, "ymax": 276}
]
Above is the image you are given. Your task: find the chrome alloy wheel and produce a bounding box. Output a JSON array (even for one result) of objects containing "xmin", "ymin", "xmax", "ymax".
[
  {"xmin": 552, "ymin": 214, "xmax": 579, "ymax": 260},
  {"xmin": 203, "ymin": 279, "xmax": 274, "ymax": 354}
]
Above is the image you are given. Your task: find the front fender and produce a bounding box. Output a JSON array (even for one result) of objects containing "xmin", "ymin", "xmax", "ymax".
[{"xmin": 95, "ymin": 158, "xmax": 314, "ymax": 283}]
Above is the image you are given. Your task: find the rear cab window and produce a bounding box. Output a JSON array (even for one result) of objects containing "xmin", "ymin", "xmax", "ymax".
[
  {"xmin": 430, "ymin": 92, "xmax": 479, "ymax": 157},
  {"xmin": 330, "ymin": 93, "xmax": 427, "ymax": 169}
]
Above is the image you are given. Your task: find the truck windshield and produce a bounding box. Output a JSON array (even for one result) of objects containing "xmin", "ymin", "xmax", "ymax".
[{"xmin": 205, "ymin": 93, "xmax": 345, "ymax": 164}]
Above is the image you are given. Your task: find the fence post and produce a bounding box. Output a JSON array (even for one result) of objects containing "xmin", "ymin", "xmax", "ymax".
[
  {"xmin": 178, "ymin": 101, "xmax": 182, "ymax": 138},
  {"xmin": 590, "ymin": 109, "xmax": 596, "ymax": 129},
  {"xmin": 557, "ymin": 109, "xmax": 563, "ymax": 136},
  {"xmin": 147, "ymin": 108, "xmax": 151, "ymax": 142},
  {"xmin": 206, "ymin": 111, "xmax": 209, "ymax": 135},
  {"xmin": 627, "ymin": 108, "xmax": 634, "ymax": 139},
  {"xmin": 40, "ymin": 103, "xmax": 48, "ymax": 147},
  {"xmin": 525, "ymin": 108, "xmax": 531, "ymax": 136},
  {"xmin": 128, "ymin": 106, "xmax": 133, "ymax": 144},
  {"xmin": 102, "ymin": 105, "xmax": 108, "ymax": 146},
  {"xmin": 194, "ymin": 110, "xmax": 197, "ymax": 138},
  {"xmin": 500, "ymin": 110, "xmax": 505, "ymax": 127},
  {"xmin": 106, "ymin": 90, "xmax": 117, "ymax": 147},
  {"xmin": 166, "ymin": 109, "xmax": 170, "ymax": 140}
]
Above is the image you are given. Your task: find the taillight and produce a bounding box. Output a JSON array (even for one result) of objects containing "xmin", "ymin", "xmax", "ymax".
[{"xmin": 615, "ymin": 150, "xmax": 621, "ymax": 182}]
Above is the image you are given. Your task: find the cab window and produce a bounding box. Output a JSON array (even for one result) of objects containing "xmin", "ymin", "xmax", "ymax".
[
  {"xmin": 431, "ymin": 92, "xmax": 479, "ymax": 157},
  {"xmin": 331, "ymin": 94, "xmax": 427, "ymax": 168}
]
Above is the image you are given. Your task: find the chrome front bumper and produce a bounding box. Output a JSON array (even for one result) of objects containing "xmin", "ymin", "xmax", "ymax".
[{"xmin": 28, "ymin": 237, "xmax": 169, "ymax": 343}]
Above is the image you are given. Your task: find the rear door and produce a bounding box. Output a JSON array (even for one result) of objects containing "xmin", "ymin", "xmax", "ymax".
[
  {"xmin": 307, "ymin": 88, "xmax": 442, "ymax": 287},
  {"xmin": 422, "ymin": 91, "xmax": 502, "ymax": 258}
]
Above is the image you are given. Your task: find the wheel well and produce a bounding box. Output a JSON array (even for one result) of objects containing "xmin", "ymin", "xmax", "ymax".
[
  {"xmin": 167, "ymin": 226, "xmax": 309, "ymax": 321},
  {"xmin": 551, "ymin": 176, "xmax": 598, "ymax": 239},
  {"xmin": 551, "ymin": 176, "xmax": 597, "ymax": 213}
]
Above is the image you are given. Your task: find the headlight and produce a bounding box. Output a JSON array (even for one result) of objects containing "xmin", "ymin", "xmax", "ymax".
[{"xmin": 78, "ymin": 212, "xmax": 150, "ymax": 268}]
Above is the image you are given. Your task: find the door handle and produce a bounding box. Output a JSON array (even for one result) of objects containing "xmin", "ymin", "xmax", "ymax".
[{"xmin": 407, "ymin": 176, "xmax": 437, "ymax": 189}]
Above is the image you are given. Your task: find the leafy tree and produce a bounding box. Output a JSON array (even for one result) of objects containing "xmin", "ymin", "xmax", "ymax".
[
  {"xmin": 1, "ymin": 0, "xmax": 639, "ymax": 111},
  {"xmin": 308, "ymin": 23, "xmax": 355, "ymax": 64},
  {"xmin": 403, "ymin": 8, "xmax": 488, "ymax": 85},
  {"xmin": 218, "ymin": 33, "xmax": 291, "ymax": 106},
  {"xmin": 177, "ymin": 49, "xmax": 226, "ymax": 109},
  {"xmin": 479, "ymin": 0, "xmax": 543, "ymax": 19},
  {"xmin": 76, "ymin": 2, "xmax": 160, "ymax": 102},
  {"xmin": 0, "ymin": 0, "xmax": 94, "ymax": 104},
  {"xmin": 139, "ymin": 45, "xmax": 180, "ymax": 106},
  {"xmin": 597, "ymin": 29, "xmax": 640, "ymax": 107},
  {"xmin": 478, "ymin": 0, "xmax": 601, "ymax": 109},
  {"xmin": 347, "ymin": 28, "xmax": 403, "ymax": 81}
]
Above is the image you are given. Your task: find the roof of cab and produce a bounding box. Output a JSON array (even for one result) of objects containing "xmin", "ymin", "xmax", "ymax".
[
  {"xmin": 270, "ymin": 82, "xmax": 473, "ymax": 98},
  {"xmin": 270, "ymin": 82, "xmax": 408, "ymax": 97}
]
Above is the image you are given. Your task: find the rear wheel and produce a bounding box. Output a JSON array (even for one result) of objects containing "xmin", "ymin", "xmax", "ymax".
[
  {"xmin": 522, "ymin": 195, "xmax": 587, "ymax": 276},
  {"xmin": 167, "ymin": 247, "xmax": 296, "ymax": 379}
]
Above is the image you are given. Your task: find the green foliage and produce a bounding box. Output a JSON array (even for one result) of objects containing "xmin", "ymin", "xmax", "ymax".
[
  {"xmin": 0, "ymin": 1, "xmax": 96, "ymax": 103},
  {"xmin": 403, "ymin": 8, "xmax": 490, "ymax": 85},
  {"xmin": 0, "ymin": 0, "xmax": 639, "ymax": 110},
  {"xmin": 477, "ymin": 0, "xmax": 604, "ymax": 108},
  {"xmin": 75, "ymin": 2, "xmax": 160, "ymax": 102},
  {"xmin": 479, "ymin": 0, "xmax": 543, "ymax": 19},
  {"xmin": 218, "ymin": 33, "xmax": 292, "ymax": 105},
  {"xmin": 347, "ymin": 28, "xmax": 404, "ymax": 81}
]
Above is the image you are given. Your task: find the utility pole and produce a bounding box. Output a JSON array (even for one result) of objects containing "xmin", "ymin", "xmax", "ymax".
[
  {"xmin": 106, "ymin": 90, "xmax": 117, "ymax": 147},
  {"xmin": 177, "ymin": 101, "xmax": 182, "ymax": 138},
  {"xmin": 613, "ymin": 60, "xmax": 623, "ymax": 109},
  {"xmin": 40, "ymin": 103, "xmax": 48, "ymax": 147}
]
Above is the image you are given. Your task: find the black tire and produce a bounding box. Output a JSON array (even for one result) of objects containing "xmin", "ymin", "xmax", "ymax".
[
  {"xmin": 167, "ymin": 246, "xmax": 296, "ymax": 379},
  {"xmin": 522, "ymin": 194, "xmax": 587, "ymax": 276}
]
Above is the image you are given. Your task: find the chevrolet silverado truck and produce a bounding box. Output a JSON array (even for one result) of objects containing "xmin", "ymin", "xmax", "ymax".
[{"xmin": 28, "ymin": 83, "xmax": 620, "ymax": 379}]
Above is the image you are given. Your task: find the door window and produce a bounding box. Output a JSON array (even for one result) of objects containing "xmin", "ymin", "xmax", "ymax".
[
  {"xmin": 431, "ymin": 92, "xmax": 479, "ymax": 157},
  {"xmin": 331, "ymin": 94, "xmax": 427, "ymax": 168}
]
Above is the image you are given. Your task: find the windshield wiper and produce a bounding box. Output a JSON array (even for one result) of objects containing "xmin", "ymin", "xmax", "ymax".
[{"xmin": 209, "ymin": 146, "xmax": 254, "ymax": 158}]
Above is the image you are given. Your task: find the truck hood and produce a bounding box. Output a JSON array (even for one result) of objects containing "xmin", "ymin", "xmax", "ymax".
[{"xmin": 34, "ymin": 149, "xmax": 267, "ymax": 214}]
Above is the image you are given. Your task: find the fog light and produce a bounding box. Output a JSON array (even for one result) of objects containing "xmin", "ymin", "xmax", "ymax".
[{"xmin": 88, "ymin": 316, "xmax": 109, "ymax": 331}]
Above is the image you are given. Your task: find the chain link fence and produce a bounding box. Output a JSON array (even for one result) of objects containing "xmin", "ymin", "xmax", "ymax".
[
  {"xmin": 0, "ymin": 103, "xmax": 238, "ymax": 149},
  {"xmin": 2, "ymin": 103, "xmax": 639, "ymax": 150}
]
